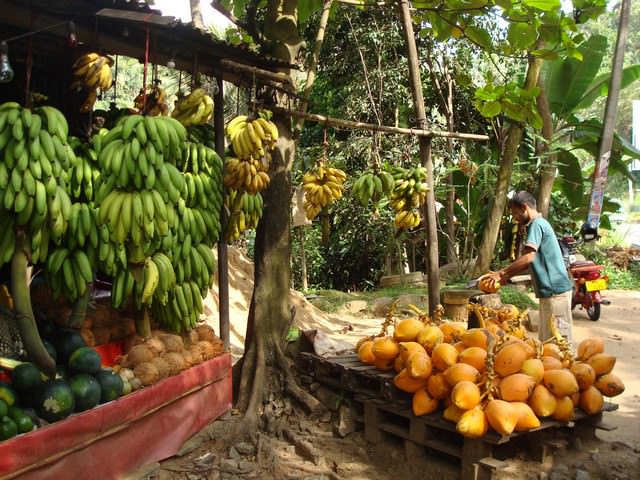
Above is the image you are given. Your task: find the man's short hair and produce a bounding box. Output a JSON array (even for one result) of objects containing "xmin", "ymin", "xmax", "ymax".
[{"xmin": 509, "ymin": 191, "xmax": 537, "ymax": 209}]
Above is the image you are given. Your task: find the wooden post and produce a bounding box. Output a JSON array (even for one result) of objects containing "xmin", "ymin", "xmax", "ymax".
[
  {"xmin": 214, "ymin": 74, "xmax": 230, "ymax": 350},
  {"xmin": 299, "ymin": 227, "xmax": 308, "ymax": 291},
  {"xmin": 398, "ymin": 0, "xmax": 440, "ymax": 314}
]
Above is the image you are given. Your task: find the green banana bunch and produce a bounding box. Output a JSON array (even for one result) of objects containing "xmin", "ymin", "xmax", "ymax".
[
  {"xmin": 171, "ymin": 88, "xmax": 214, "ymax": 126},
  {"xmin": 45, "ymin": 248, "xmax": 95, "ymax": 302},
  {"xmin": 225, "ymin": 110, "xmax": 279, "ymax": 160},
  {"xmin": 0, "ymin": 102, "xmax": 74, "ymax": 267},
  {"xmin": 351, "ymin": 170, "xmax": 395, "ymax": 209},
  {"xmin": 187, "ymin": 124, "xmax": 216, "ymax": 149},
  {"xmin": 388, "ymin": 166, "xmax": 429, "ymax": 231},
  {"xmin": 151, "ymin": 280, "xmax": 205, "ymax": 333},
  {"xmin": 224, "ymin": 189, "xmax": 263, "ymax": 243},
  {"xmin": 66, "ymin": 137, "xmax": 100, "ymax": 202}
]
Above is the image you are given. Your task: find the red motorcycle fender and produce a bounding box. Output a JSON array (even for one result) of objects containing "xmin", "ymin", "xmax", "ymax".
[{"xmin": 593, "ymin": 291, "xmax": 602, "ymax": 303}]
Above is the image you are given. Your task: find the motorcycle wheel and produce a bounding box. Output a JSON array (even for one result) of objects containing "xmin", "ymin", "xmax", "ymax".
[
  {"xmin": 585, "ymin": 293, "xmax": 601, "ymax": 321},
  {"xmin": 571, "ymin": 287, "xmax": 577, "ymax": 310}
]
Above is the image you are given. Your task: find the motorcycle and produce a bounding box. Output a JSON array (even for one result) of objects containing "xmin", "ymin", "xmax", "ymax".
[{"xmin": 558, "ymin": 228, "xmax": 610, "ymax": 321}]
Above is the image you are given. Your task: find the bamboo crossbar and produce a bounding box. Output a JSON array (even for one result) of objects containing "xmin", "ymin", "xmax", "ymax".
[{"xmin": 274, "ymin": 107, "xmax": 489, "ymax": 141}]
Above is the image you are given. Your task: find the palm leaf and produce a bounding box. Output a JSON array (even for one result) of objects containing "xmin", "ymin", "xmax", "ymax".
[{"xmin": 555, "ymin": 150, "xmax": 585, "ymax": 207}]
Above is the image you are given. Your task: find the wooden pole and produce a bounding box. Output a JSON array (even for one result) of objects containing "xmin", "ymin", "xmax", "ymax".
[
  {"xmin": 398, "ymin": 0, "xmax": 440, "ymax": 314},
  {"xmin": 299, "ymin": 227, "xmax": 308, "ymax": 291},
  {"xmin": 276, "ymin": 106, "xmax": 489, "ymax": 141},
  {"xmin": 214, "ymin": 74, "xmax": 230, "ymax": 350}
]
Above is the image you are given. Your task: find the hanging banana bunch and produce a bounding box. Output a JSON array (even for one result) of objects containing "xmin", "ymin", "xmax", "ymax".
[
  {"xmin": 352, "ymin": 169, "xmax": 395, "ymax": 210},
  {"xmin": 301, "ymin": 166, "xmax": 346, "ymax": 221},
  {"xmin": 70, "ymin": 52, "xmax": 114, "ymax": 113},
  {"xmin": 223, "ymin": 189, "xmax": 264, "ymax": 243},
  {"xmin": 388, "ymin": 166, "xmax": 429, "ymax": 230},
  {"xmin": 224, "ymin": 110, "xmax": 279, "ymax": 195},
  {"xmin": 133, "ymin": 83, "xmax": 169, "ymax": 116},
  {"xmin": 171, "ymin": 88, "xmax": 214, "ymax": 126}
]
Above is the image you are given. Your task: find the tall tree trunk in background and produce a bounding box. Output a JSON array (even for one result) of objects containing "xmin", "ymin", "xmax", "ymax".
[
  {"xmin": 189, "ymin": 0, "xmax": 204, "ymax": 30},
  {"xmin": 535, "ymin": 83, "xmax": 556, "ymax": 218},
  {"xmin": 234, "ymin": 0, "xmax": 324, "ymax": 440},
  {"xmin": 472, "ymin": 47, "xmax": 545, "ymax": 276}
]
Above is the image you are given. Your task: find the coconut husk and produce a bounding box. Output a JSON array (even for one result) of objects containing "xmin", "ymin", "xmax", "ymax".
[
  {"xmin": 124, "ymin": 334, "xmax": 146, "ymax": 352},
  {"xmin": 129, "ymin": 377, "xmax": 144, "ymax": 391},
  {"xmin": 195, "ymin": 324, "xmax": 216, "ymax": 343},
  {"xmin": 188, "ymin": 343, "xmax": 206, "ymax": 365},
  {"xmin": 162, "ymin": 352, "xmax": 187, "ymax": 376},
  {"xmin": 133, "ymin": 362, "xmax": 160, "ymax": 386},
  {"xmin": 160, "ymin": 334, "xmax": 184, "ymax": 353},
  {"xmin": 196, "ymin": 340, "xmax": 219, "ymax": 360},
  {"xmin": 184, "ymin": 329, "xmax": 199, "ymax": 347},
  {"xmin": 181, "ymin": 349, "xmax": 195, "ymax": 368},
  {"xmin": 123, "ymin": 344, "xmax": 154, "ymax": 368},
  {"xmin": 151, "ymin": 357, "xmax": 170, "ymax": 379},
  {"xmin": 144, "ymin": 337, "xmax": 166, "ymax": 357}
]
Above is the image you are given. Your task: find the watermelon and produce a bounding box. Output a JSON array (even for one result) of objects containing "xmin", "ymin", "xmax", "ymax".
[
  {"xmin": 10, "ymin": 362, "xmax": 43, "ymax": 392},
  {"xmin": 69, "ymin": 374, "xmax": 101, "ymax": 412},
  {"xmin": 8, "ymin": 406, "xmax": 34, "ymax": 433},
  {"xmin": 0, "ymin": 416, "xmax": 17, "ymax": 440},
  {"xmin": 68, "ymin": 347, "xmax": 102, "ymax": 375},
  {"xmin": 35, "ymin": 379, "xmax": 75, "ymax": 423},
  {"xmin": 94, "ymin": 369, "xmax": 124, "ymax": 404},
  {"xmin": 51, "ymin": 329, "xmax": 85, "ymax": 364}
]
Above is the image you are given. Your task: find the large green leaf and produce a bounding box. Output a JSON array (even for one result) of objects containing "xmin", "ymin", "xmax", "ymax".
[
  {"xmin": 555, "ymin": 150, "xmax": 585, "ymax": 207},
  {"xmin": 539, "ymin": 35, "xmax": 607, "ymax": 119},
  {"xmin": 575, "ymin": 64, "xmax": 640, "ymax": 110},
  {"xmin": 522, "ymin": 0, "xmax": 560, "ymax": 11}
]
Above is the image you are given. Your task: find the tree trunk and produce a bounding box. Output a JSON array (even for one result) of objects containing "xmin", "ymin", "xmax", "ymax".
[
  {"xmin": 472, "ymin": 48, "xmax": 545, "ymax": 276},
  {"xmin": 234, "ymin": 1, "xmax": 325, "ymax": 438},
  {"xmin": 189, "ymin": 0, "xmax": 205, "ymax": 30},
  {"xmin": 535, "ymin": 82, "xmax": 556, "ymax": 218}
]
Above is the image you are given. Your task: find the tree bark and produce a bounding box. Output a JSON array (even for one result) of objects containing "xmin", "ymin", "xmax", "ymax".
[
  {"xmin": 472, "ymin": 47, "xmax": 545, "ymax": 276},
  {"xmin": 189, "ymin": 0, "xmax": 205, "ymax": 30},
  {"xmin": 398, "ymin": 0, "xmax": 440, "ymax": 313},
  {"xmin": 535, "ymin": 82, "xmax": 556, "ymax": 218}
]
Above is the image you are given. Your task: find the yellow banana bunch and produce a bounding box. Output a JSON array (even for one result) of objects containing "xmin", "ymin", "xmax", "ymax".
[
  {"xmin": 225, "ymin": 110, "xmax": 279, "ymax": 160},
  {"xmin": 223, "ymin": 156, "xmax": 270, "ymax": 195},
  {"xmin": 133, "ymin": 84, "xmax": 169, "ymax": 116},
  {"xmin": 388, "ymin": 166, "xmax": 429, "ymax": 231},
  {"xmin": 171, "ymin": 88, "xmax": 213, "ymax": 126},
  {"xmin": 70, "ymin": 52, "xmax": 114, "ymax": 113},
  {"xmin": 301, "ymin": 166, "xmax": 346, "ymax": 220}
]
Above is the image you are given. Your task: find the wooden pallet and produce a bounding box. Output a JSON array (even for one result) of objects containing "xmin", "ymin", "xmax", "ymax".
[{"xmin": 298, "ymin": 352, "xmax": 619, "ymax": 480}]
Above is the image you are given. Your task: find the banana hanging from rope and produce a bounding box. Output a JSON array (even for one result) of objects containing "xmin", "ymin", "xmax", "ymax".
[
  {"xmin": 225, "ymin": 110, "xmax": 279, "ymax": 160},
  {"xmin": 301, "ymin": 166, "xmax": 346, "ymax": 221},
  {"xmin": 70, "ymin": 52, "xmax": 114, "ymax": 113},
  {"xmin": 172, "ymin": 88, "xmax": 214, "ymax": 126},
  {"xmin": 388, "ymin": 166, "xmax": 429, "ymax": 231}
]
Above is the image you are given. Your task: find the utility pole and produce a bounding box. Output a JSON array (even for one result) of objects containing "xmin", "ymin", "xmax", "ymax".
[
  {"xmin": 587, "ymin": 0, "xmax": 630, "ymax": 226},
  {"xmin": 398, "ymin": 0, "xmax": 440, "ymax": 313}
]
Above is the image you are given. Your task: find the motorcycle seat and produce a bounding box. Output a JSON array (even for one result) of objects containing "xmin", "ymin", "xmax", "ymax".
[
  {"xmin": 571, "ymin": 263, "xmax": 604, "ymax": 273},
  {"xmin": 570, "ymin": 260, "xmax": 595, "ymax": 268}
]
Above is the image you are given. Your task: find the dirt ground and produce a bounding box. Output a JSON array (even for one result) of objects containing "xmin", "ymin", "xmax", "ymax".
[{"xmin": 150, "ymin": 249, "xmax": 640, "ymax": 480}]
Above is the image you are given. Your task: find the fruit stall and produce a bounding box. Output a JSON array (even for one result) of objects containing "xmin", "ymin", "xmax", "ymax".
[{"xmin": 0, "ymin": 0, "xmax": 292, "ymax": 477}]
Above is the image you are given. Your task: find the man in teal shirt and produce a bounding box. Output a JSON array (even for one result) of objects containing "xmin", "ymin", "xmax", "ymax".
[{"xmin": 489, "ymin": 192, "xmax": 574, "ymax": 344}]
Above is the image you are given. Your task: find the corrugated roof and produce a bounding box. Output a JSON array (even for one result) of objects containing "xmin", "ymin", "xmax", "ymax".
[{"xmin": 0, "ymin": 0, "xmax": 297, "ymax": 87}]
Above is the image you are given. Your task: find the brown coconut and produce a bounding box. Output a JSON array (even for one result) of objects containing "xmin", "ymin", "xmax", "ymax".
[
  {"xmin": 195, "ymin": 323, "xmax": 216, "ymax": 343},
  {"xmin": 133, "ymin": 362, "xmax": 160, "ymax": 386},
  {"xmin": 123, "ymin": 344, "xmax": 154, "ymax": 368},
  {"xmin": 189, "ymin": 343, "xmax": 207, "ymax": 365},
  {"xmin": 151, "ymin": 357, "xmax": 170, "ymax": 379},
  {"xmin": 181, "ymin": 349, "xmax": 195, "ymax": 368},
  {"xmin": 144, "ymin": 337, "xmax": 166, "ymax": 357},
  {"xmin": 162, "ymin": 352, "xmax": 187, "ymax": 376},
  {"xmin": 196, "ymin": 340, "xmax": 216, "ymax": 360},
  {"xmin": 160, "ymin": 334, "xmax": 185, "ymax": 353}
]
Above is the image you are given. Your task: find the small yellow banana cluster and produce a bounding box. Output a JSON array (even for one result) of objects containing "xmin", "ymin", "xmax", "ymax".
[
  {"xmin": 389, "ymin": 166, "xmax": 429, "ymax": 230},
  {"xmin": 226, "ymin": 111, "xmax": 279, "ymax": 160},
  {"xmin": 302, "ymin": 166, "xmax": 346, "ymax": 220},
  {"xmin": 171, "ymin": 88, "xmax": 213, "ymax": 126},
  {"xmin": 133, "ymin": 84, "xmax": 169, "ymax": 116},
  {"xmin": 224, "ymin": 189, "xmax": 263, "ymax": 243},
  {"xmin": 223, "ymin": 156, "xmax": 270, "ymax": 195},
  {"xmin": 70, "ymin": 52, "xmax": 114, "ymax": 113}
]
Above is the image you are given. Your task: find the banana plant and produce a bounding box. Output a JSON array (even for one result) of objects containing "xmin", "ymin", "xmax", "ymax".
[{"xmin": 537, "ymin": 34, "xmax": 640, "ymax": 210}]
